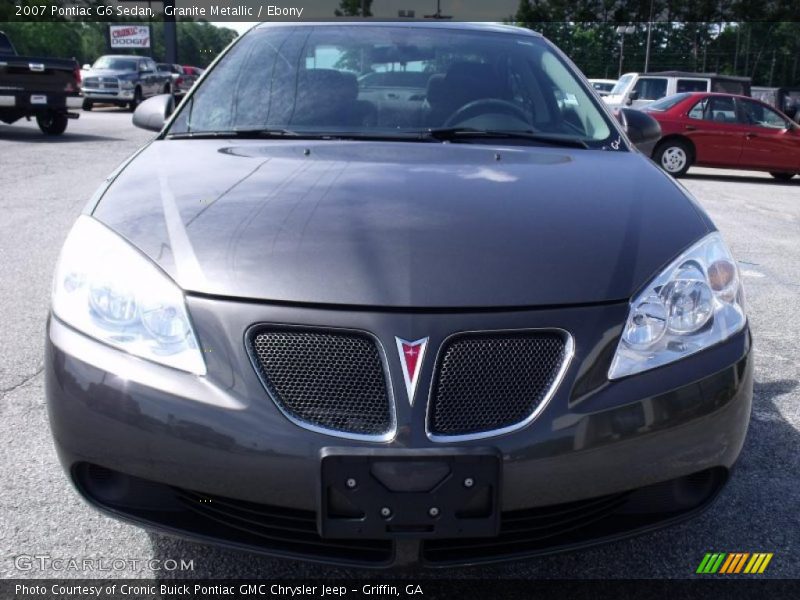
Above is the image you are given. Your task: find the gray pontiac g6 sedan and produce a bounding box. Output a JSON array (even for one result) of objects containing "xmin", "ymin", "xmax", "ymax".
[{"xmin": 45, "ymin": 22, "xmax": 752, "ymax": 568}]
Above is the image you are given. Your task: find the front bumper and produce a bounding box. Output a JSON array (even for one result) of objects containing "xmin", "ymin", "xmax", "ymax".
[
  {"xmin": 46, "ymin": 297, "xmax": 753, "ymax": 567},
  {"xmin": 82, "ymin": 88, "xmax": 134, "ymax": 103}
]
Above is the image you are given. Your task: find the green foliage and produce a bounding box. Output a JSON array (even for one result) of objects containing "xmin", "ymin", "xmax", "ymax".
[
  {"xmin": 0, "ymin": 20, "xmax": 237, "ymax": 67},
  {"xmin": 513, "ymin": 1, "xmax": 800, "ymax": 85},
  {"xmin": 334, "ymin": 0, "xmax": 373, "ymax": 17}
]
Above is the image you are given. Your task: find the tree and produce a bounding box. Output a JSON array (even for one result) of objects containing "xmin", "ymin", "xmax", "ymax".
[{"xmin": 334, "ymin": 0, "xmax": 372, "ymax": 17}]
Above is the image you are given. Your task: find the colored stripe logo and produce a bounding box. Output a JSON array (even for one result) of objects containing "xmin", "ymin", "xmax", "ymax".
[{"xmin": 696, "ymin": 553, "xmax": 773, "ymax": 574}]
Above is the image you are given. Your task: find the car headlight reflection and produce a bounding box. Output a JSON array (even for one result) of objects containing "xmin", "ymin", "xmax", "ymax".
[
  {"xmin": 609, "ymin": 232, "xmax": 746, "ymax": 379},
  {"xmin": 51, "ymin": 216, "xmax": 206, "ymax": 375}
]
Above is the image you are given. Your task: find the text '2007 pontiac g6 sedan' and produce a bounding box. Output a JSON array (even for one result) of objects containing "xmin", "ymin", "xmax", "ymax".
[{"xmin": 46, "ymin": 22, "xmax": 752, "ymax": 568}]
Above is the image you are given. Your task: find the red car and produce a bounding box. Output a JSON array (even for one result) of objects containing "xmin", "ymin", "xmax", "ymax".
[{"xmin": 642, "ymin": 92, "xmax": 800, "ymax": 180}]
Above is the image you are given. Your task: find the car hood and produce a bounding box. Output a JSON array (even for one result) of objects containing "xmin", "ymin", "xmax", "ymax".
[{"xmin": 92, "ymin": 140, "xmax": 710, "ymax": 308}]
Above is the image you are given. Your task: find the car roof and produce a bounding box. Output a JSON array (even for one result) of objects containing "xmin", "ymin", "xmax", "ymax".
[
  {"xmin": 679, "ymin": 91, "xmax": 758, "ymax": 101},
  {"xmin": 253, "ymin": 21, "xmax": 540, "ymax": 37},
  {"xmin": 647, "ymin": 70, "xmax": 751, "ymax": 83}
]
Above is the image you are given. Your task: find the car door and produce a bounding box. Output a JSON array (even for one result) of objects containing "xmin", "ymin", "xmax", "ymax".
[
  {"xmin": 736, "ymin": 98, "xmax": 800, "ymax": 172},
  {"xmin": 682, "ymin": 96, "xmax": 747, "ymax": 167},
  {"xmin": 137, "ymin": 60, "xmax": 151, "ymax": 96},
  {"xmin": 142, "ymin": 60, "xmax": 158, "ymax": 96}
]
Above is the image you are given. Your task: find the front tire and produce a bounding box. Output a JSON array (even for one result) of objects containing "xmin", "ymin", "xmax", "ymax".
[
  {"xmin": 770, "ymin": 172, "xmax": 795, "ymax": 181},
  {"xmin": 36, "ymin": 111, "xmax": 68, "ymax": 135},
  {"xmin": 654, "ymin": 139, "xmax": 692, "ymax": 177},
  {"xmin": 128, "ymin": 87, "xmax": 142, "ymax": 112}
]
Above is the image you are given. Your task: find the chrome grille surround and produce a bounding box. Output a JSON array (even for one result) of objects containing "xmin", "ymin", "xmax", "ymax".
[{"xmin": 425, "ymin": 328, "xmax": 574, "ymax": 442}]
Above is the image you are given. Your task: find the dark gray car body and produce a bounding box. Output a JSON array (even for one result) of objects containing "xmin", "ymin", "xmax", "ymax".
[{"xmin": 46, "ymin": 22, "xmax": 752, "ymax": 568}]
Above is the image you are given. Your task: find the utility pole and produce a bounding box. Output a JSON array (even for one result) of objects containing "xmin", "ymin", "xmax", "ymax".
[
  {"xmin": 769, "ymin": 49, "xmax": 776, "ymax": 86},
  {"xmin": 425, "ymin": 0, "xmax": 452, "ymax": 19},
  {"xmin": 163, "ymin": 0, "xmax": 177, "ymax": 63},
  {"xmin": 643, "ymin": 0, "xmax": 655, "ymax": 73},
  {"xmin": 616, "ymin": 26, "xmax": 635, "ymax": 78}
]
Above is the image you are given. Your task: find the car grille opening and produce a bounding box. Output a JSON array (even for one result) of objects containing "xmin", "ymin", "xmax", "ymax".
[
  {"xmin": 249, "ymin": 328, "xmax": 393, "ymax": 437},
  {"xmin": 423, "ymin": 467, "xmax": 727, "ymax": 565},
  {"xmin": 428, "ymin": 331, "xmax": 569, "ymax": 438},
  {"xmin": 73, "ymin": 464, "xmax": 392, "ymax": 565},
  {"xmin": 175, "ymin": 488, "xmax": 393, "ymax": 564},
  {"xmin": 74, "ymin": 464, "xmax": 725, "ymax": 567}
]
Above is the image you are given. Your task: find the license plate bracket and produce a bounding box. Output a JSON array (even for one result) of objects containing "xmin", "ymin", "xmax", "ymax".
[{"xmin": 319, "ymin": 448, "xmax": 501, "ymax": 539}]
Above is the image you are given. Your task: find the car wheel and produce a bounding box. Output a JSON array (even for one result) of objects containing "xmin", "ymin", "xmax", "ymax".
[
  {"xmin": 36, "ymin": 111, "xmax": 68, "ymax": 135},
  {"xmin": 654, "ymin": 140, "xmax": 692, "ymax": 177},
  {"xmin": 769, "ymin": 172, "xmax": 795, "ymax": 181},
  {"xmin": 129, "ymin": 88, "xmax": 142, "ymax": 112},
  {"xmin": 82, "ymin": 99, "xmax": 93, "ymax": 111}
]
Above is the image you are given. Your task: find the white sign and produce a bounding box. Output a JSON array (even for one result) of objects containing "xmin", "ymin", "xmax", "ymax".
[{"xmin": 109, "ymin": 25, "xmax": 151, "ymax": 49}]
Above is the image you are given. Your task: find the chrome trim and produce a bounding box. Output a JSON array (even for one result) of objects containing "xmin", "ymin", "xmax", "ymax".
[
  {"xmin": 244, "ymin": 323, "xmax": 397, "ymax": 443},
  {"xmin": 0, "ymin": 95, "xmax": 14, "ymax": 107},
  {"xmin": 425, "ymin": 327, "xmax": 575, "ymax": 443},
  {"xmin": 66, "ymin": 96, "xmax": 83, "ymax": 109},
  {"xmin": 29, "ymin": 62, "xmax": 45, "ymax": 72},
  {"xmin": 395, "ymin": 336, "xmax": 429, "ymax": 407}
]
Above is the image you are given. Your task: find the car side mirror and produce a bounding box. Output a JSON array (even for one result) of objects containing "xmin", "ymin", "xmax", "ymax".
[
  {"xmin": 618, "ymin": 107, "xmax": 661, "ymax": 146},
  {"xmin": 132, "ymin": 94, "xmax": 174, "ymax": 132},
  {"xmin": 626, "ymin": 90, "xmax": 639, "ymax": 105}
]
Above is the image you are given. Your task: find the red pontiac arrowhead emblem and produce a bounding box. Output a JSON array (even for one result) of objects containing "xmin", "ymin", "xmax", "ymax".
[{"xmin": 395, "ymin": 337, "xmax": 429, "ymax": 406}]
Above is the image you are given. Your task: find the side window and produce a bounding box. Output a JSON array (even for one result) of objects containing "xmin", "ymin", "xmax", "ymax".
[
  {"xmin": 688, "ymin": 98, "xmax": 708, "ymax": 120},
  {"xmin": 739, "ymin": 99, "xmax": 789, "ymax": 129},
  {"xmin": 708, "ymin": 97, "xmax": 737, "ymax": 123},
  {"xmin": 677, "ymin": 79, "xmax": 708, "ymax": 93},
  {"xmin": 632, "ymin": 77, "xmax": 667, "ymax": 101}
]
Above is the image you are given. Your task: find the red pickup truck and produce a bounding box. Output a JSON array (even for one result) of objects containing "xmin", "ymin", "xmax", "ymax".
[{"xmin": 0, "ymin": 31, "xmax": 82, "ymax": 135}]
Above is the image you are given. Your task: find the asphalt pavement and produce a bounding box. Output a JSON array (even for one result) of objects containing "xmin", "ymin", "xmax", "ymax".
[{"xmin": 0, "ymin": 110, "xmax": 798, "ymax": 580}]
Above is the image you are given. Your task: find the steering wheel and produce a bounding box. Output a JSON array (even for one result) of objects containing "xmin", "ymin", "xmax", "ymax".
[{"xmin": 443, "ymin": 99, "xmax": 529, "ymax": 128}]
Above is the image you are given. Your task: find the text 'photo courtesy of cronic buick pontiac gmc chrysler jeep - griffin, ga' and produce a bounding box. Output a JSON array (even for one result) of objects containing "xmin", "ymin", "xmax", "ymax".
[{"xmin": 46, "ymin": 22, "xmax": 752, "ymax": 568}]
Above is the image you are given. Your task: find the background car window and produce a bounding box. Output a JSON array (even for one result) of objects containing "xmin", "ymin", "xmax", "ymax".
[
  {"xmin": 93, "ymin": 57, "xmax": 137, "ymax": 71},
  {"xmin": 688, "ymin": 97, "xmax": 737, "ymax": 123},
  {"xmin": 708, "ymin": 97, "xmax": 737, "ymax": 123},
  {"xmin": 645, "ymin": 93, "xmax": 690, "ymax": 111},
  {"xmin": 688, "ymin": 98, "xmax": 708, "ymax": 120},
  {"xmin": 632, "ymin": 77, "xmax": 667, "ymax": 100},
  {"xmin": 609, "ymin": 74, "xmax": 633, "ymax": 95},
  {"xmin": 739, "ymin": 99, "xmax": 789, "ymax": 129},
  {"xmin": 676, "ymin": 79, "xmax": 708, "ymax": 93}
]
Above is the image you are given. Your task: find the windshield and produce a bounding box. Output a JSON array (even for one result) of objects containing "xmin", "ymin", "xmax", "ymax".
[
  {"xmin": 93, "ymin": 57, "xmax": 137, "ymax": 71},
  {"xmin": 609, "ymin": 74, "xmax": 634, "ymax": 96},
  {"xmin": 169, "ymin": 25, "xmax": 615, "ymax": 147}
]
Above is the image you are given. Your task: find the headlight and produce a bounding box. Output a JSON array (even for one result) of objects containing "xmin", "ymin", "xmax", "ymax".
[
  {"xmin": 52, "ymin": 216, "xmax": 206, "ymax": 375},
  {"xmin": 608, "ymin": 232, "xmax": 745, "ymax": 379},
  {"xmin": 119, "ymin": 80, "xmax": 134, "ymax": 89}
]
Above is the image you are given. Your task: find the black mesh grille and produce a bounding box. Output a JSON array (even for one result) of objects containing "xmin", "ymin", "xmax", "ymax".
[
  {"xmin": 250, "ymin": 329, "xmax": 392, "ymax": 436},
  {"xmin": 428, "ymin": 331, "xmax": 568, "ymax": 437}
]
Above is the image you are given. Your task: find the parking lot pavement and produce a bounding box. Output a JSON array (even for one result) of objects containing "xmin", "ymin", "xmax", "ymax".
[{"xmin": 1, "ymin": 111, "xmax": 798, "ymax": 580}]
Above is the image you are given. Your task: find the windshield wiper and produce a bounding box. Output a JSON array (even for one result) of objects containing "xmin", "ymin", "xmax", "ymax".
[
  {"xmin": 166, "ymin": 128, "xmax": 301, "ymax": 140},
  {"xmin": 423, "ymin": 128, "xmax": 589, "ymax": 149}
]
